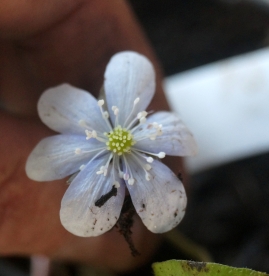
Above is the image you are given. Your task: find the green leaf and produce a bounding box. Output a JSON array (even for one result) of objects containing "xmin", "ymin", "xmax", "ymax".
[{"xmin": 152, "ymin": 260, "xmax": 269, "ymax": 276}]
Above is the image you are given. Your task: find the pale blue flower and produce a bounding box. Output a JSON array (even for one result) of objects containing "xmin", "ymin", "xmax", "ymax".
[{"xmin": 26, "ymin": 51, "xmax": 197, "ymax": 237}]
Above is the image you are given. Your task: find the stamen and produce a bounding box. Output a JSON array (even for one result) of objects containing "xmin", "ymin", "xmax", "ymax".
[
  {"xmin": 123, "ymin": 155, "xmax": 135, "ymax": 185},
  {"xmin": 111, "ymin": 155, "xmax": 121, "ymax": 189},
  {"xmin": 145, "ymin": 172, "xmax": 152, "ymax": 181},
  {"xmin": 146, "ymin": 157, "xmax": 154, "ymax": 163},
  {"xmin": 68, "ymin": 147, "xmax": 107, "ymax": 185},
  {"xmin": 79, "ymin": 164, "xmax": 85, "ymax": 171},
  {"xmin": 74, "ymin": 147, "xmax": 107, "ymax": 155},
  {"xmin": 114, "ymin": 155, "xmax": 124, "ymax": 179},
  {"xmin": 130, "ymin": 152, "xmax": 153, "ymax": 182},
  {"xmin": 80, "ymin": 120, "xmax": 108, "ymax": 141},
  {"xmin": 131, "ymin": 150, "xmax": 155, "ymax": 166},
  {"xmin": 112, "ymin": 106, "xmax": 119, "ymax": 116},
  {"xmin": 139, "ymin": 117, "xmax": 146, "ymax": 124},
  {"xmin": 158, "ymin": 152, "xmax": 166, "ymax": 158},
  {"xmin": 134, "ymin": 97, "xmax": 140, "ymax": 105},
  {"xmin": 97, "ymin": 99, "xmax": 112, "ymax": 131},
  {"xmin": 123, "ymin": 173, "xmax": 129, "ymax": 180},
  {"xmin": 128, "ymin": 111, "xmax": 149, "ymax": 133},
  {"xmin": 96, "ymin": 153, "xmax": 113, "ymax": 176},
  {"xmin": 81, "ymin": 148, "xmax": 107, "ymax": 168},
  {"xmin": 79, "ymin": 120, "xmax": 90, "ymax": 129},
  {"xmin": 98, "ymin": 99, "xmax": 104, "ymax": 106},
  {"xmin": 144, "ymin": 164, "xmax": 152, "ymax": 171},
  {"xmin": 103, "ymin": 111, "xmax": 109, "ymax": 119},
  {"xmin": 128, "ymin": 178, "xmax": 135, "ymax": 185},
  {"xmin": 133, "ymin": 148, "xmax": 166, "ymax": 159},
  {"xmin": 137, "ymin": 111, "xmax": 148, "ymax": 119},
  {"xmin": 111, "ymin": 106, "xmax": 120, "ymax": 126},
  {"xmin": 85, "ymin": 130, "xmax": 97, "ymax": 139},
  {"xmin": 72, "ymin": 148, "xmax": 108, "ymax": 183},
  {"xmin": 96, "ymin": 166, "xmax": 106, "ymax": 175},
  {"xmin": 85, "ymin": 129, "xmax": 107, "ymax": 143},
  {"xmin": 123, "ymin": 98, "xmax": 140, "ymax": 128},
  {"xmin": 133, "ymin": 122, "xmax": 163, "ymax": 142}
]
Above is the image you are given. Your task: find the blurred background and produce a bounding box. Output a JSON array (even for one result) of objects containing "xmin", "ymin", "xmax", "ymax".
[{"xmin": 2, "ymin": 0, "xmax": 269, "ymax": 275}]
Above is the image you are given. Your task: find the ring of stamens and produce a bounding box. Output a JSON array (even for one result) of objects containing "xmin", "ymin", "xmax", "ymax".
[
  {"xmin": 105, "ymin": 126, "xmax": 135, "ymax": 156},
  {"xmin": 79, "ymin": 99, "xmax": 166, "ymax": 187}
]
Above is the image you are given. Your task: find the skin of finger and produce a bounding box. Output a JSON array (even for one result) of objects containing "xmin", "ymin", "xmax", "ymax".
[
  {"xmin": 0, "ymin": 0, "xmax": 185, "ymax": 272},
  {"xmin": 0, "ymin": 0, "xmax": 80, "ymax": 38}
]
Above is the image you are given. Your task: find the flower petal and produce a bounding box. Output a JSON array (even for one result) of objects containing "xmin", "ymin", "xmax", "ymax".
[
  {"xmin": 60, "ymin": 158, "xmax": 125, "ymax": 237},
  {"xmin": 26, "ymin": 134, "xmax": 106, "ymax": 181},
  {"xmin": 104, "ymin": 51, "xmax": 155, "ymax": 127},
  {"xmin": 124, "ymin": 155, "xmax": 187, "ymax": 233},
  {"xmin": 133, "ymin": 111, "xmax": 197, "ymax": 156},
  {"xmin": 38, "ymin": 84, "xmax": 108, "ymax": 135}
]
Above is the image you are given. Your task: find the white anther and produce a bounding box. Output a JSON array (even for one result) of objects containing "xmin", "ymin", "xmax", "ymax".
[
  {"xmin": 85, "ymin": 130, "xmax": 92, "ymax": 139},
  {"xmin": 96, "ymin": 165, "xmax": 106, "ymax": 175},
  {"xmin": 112, "ymin": 106, "xmax": 117, "ymax": 111},
  {"xmin": 158, "ymin": 152, "xmax": 166, "ymax": 158},
  {"xmin": 145, "ymin": 173, "xmax": 152, "ymax": 181},
  {"xmin": 98, "ymin": 99, "xmax": 104, "ymax": 106},
  {"xmin": 137, "ymin": 111, "xmax": 148, "ymax": 119},
  {"xmin": 141, "ymin": 111, "xmax": 148, "ymax": 117},
  {"xmin": 113, "ymin": 108, "xmax": 119, "ymax": 116},
  {"xmin": 134, "ymin": 97, "xmax": 140, "ymax": 105},
  {"xmin": 139, "ymin": 117, "xmax": 146, "ymax": 124},
  {"xmin": 79, "ymin": 120, "xmax": 88, "ymax": 128},
  {"xmin": 123, "ymin": 173, "xmax": 129, "ymax": 180},
  {"xmin": 114, "ymin": 181, "xmax": 120, "ymax": 188},
  {"xmin": 146, "ymin": 157, "xmax": 154, "ymax": 163},
  {"xmin": 79, "ymin": 164, "xmax": 85, "ymax": 171},
  {"xmin": 75, "ymin": 148, "xmax": 81, "ymax": 154},
  {"xmin": 128, "ymin": 178, "xmax": 135, "ymax": 185},
  {"xmin": 103, "ymin": 111, "xmax": 109, "ymax": 119},
  {"xmin": 144, "ymin": 164, "xmax": 152, "ymax": 171},
  {"xmin": 119, "ymin": 171, "xmax": 124, "ymax": 178},
  {"xmin": 92, "ymin": 130, "xmax": 97, "ymax": 138},
  {"xmin": 157, "ymin": 129, "xmax": 163, "ymax": 136},
  {"xmin": 86, "ymin": 130, "xmax": 97, "ymax": 139}
]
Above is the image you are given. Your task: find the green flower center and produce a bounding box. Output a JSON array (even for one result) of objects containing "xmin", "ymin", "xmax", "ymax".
[{"xmin": 105, "ymin": 126, "xmax": 135, "ymax": 155}]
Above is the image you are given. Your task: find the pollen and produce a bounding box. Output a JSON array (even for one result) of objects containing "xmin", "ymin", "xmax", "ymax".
[{"xmin": 105, "ymin": 126, "xmax": 135, "ymax": 155}]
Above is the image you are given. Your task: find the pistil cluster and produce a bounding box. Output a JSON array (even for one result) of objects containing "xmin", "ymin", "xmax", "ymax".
[{"xmin": 105, "ymin": 126, "xmax": 135, "ymax": 155}]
